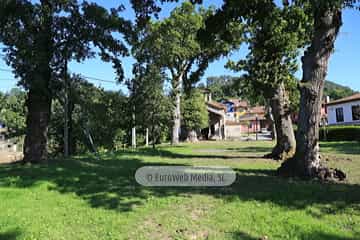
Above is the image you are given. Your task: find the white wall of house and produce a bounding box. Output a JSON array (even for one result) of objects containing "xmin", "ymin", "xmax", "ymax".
[
  {"xmin": 225, "ymin": 125, "xmax": 242, "ymax": 140},
  {"xmin": 225, "ymin": 112, "xmax": 236, "ymax": 121},
  {"xmin": 327, "ymin": 100, "xmax": 360, "ymax": 125}
]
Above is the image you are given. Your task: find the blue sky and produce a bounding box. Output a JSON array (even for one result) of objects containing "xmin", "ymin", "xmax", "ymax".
[{"xmin": 1, "ymin": 0, "xmax": 359, "ymax": 93}]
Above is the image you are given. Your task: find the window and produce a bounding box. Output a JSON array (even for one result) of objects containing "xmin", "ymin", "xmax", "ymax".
[
  {"xmin": 352, "ymin": 105, "xmax": 360, "ymax": 121},
  {"xmin": 336, "ymin": 107, "xmax": 344, "ymax": 122}
]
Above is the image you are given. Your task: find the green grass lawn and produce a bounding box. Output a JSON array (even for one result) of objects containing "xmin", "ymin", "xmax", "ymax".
[{"xmin": 0, "ymin": 141, "xmax": 359, "ymax": 240}]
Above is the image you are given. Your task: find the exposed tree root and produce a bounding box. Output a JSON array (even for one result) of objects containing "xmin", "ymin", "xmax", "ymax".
[
  {"xmin": 276, "ymin": 157, "xmax": 347, "ymax": 182},
  {"xmin": 263, "ymin": 151, "xmax": 292, "ymax": 161},
  {"xmin": 263, "ymin": 146, "xmax": 295, "ymax": 161}
]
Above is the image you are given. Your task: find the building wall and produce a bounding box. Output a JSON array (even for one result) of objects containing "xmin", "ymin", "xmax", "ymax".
[
  {"xmin": 225, "ymin": 125, "xmax": 242, "ymax": 139},
  {"xmin": 327, "ymin": 100, "xmax": 360, "ymax": 125},
  {"xmin": 225, "ymin": 112, "xmax": 236, "ymax": 121},
  {"xmin": 239, "ymin": 121, "xmax": 262, "ymax": 133}
]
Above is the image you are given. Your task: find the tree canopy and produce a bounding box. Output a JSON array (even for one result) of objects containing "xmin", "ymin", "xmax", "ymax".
[{"xmin": 0, "ymin": 0, "xmax": 133, "ymax": 162}]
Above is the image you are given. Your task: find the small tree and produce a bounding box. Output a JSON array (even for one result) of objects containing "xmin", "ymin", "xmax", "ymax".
[
  {"xmin": 181, "ymin": 89, "xmax": 209, "ymax": 142},
  {"xmin": 128, "ymin": 64, "xmax": 171, "ymax": 148},
  {"xmin": 50, "ymin": 78, "xmax": 128, "ymax": 154},
  {"xmin": 138, "ymin": 2, "xmax": 241, "ymax": 144},
  {"xmin": 0, "ymin": 88, "xmax": 26, "ymax": 138}
]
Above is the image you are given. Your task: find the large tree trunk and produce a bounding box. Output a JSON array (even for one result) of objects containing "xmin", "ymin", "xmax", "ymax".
[
  {"xmin": 277, "ymin": 8, "xmax": 345, "ymax": 180},
  {"xmin": 23, "ymin": 89, "xmax": 52, "ymax": 163},
  {"xmin": 264, "ymin": 82, "xmax": 296, "ymax": 160},
  {"xmin": 171, "ymin": 74, "xmax": 182, "ymax": 145},
  {"xmin": 23, "ymin": 0, "xmax": 53, "ymax": 164}
]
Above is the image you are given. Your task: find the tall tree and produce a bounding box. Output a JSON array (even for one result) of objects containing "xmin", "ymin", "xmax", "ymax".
[
  {"xmin": 139, "ymin": 2, "xmax": 241, "ymax": 144},
  {"xmin": 0, "ymin": 1, "xmax": 131, "ymax": 163},
  {"xmin": 202, "ymin": 0, "xmax": 358, "ymax": 173},
  {"xmin": 232, "ymin": 3, "xmax": 308, "ymax": 160},
  {"xmin": 277, "ymin": 0, "xmax": 359, "ymax": 179},
  {"xmin": 204, "ymin": 0, "xmax": 308, "ymax": 160}
]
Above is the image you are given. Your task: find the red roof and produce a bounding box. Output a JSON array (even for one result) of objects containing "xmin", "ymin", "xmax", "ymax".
[
  {"xmin": 207, "ymin": 101, "xmax": 227, "ymax": 110},
  {"xmin": 327, "ymin": 93, "xmax": 360, "ymax": 106},
  {"xmin": 227, "ymin": 99, "xmax": 248, "ymax": 108}
]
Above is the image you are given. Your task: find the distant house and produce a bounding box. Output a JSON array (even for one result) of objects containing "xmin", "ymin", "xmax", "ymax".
[
  {"xmin": 204, "ymin": 95, "xmax": 272, "ymax": 140},
  {"xmin": 221, "ymin": 99, "xmax": 248, "ymax": 121},
  {"xmin": 233, "ymin": 106, "xmax": 271, "ymax": 136},
  {"xmin": 326, "ymin": 93, "xmax": 360, "ymax": 125}
]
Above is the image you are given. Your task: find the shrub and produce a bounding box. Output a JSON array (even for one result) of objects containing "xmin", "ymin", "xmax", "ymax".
[{"xmin": 319, "ymin": 125, "xmax": 360, "ymax": 141}]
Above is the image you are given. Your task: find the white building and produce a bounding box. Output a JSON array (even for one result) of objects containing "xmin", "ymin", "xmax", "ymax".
[{"xmin": 327, "ymin": 93, "xmax": 360, "ymax": 125}]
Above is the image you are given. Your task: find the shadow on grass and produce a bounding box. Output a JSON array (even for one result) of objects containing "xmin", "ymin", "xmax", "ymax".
[
  {"xmin": 0, "ymin": 150, "xmax": 359, "ymax": 216},
  {"xmin": 0, "ymin": 229, "xmax": 22, "ymax": 240},
  {"xmin": 226, "ymin": 146, "xmax": 272, "ymax": 153},
  {"xmin": 300, "ymin": 231, "xmax": 360, "ymax": 240},
  {"xmin": 228, "ymin": 231, "xmax": 258, "ymax": 240},
  {"xmin": 229, "ymin": 230, "xmax": 360, "ymax": 240},
  {"xmin": 117, "ymin": 147, "xmax": 267, "ymax": 160},
  {"xmin": 320, "ymin": 141, "xmax": 360, "ymax": 155}
]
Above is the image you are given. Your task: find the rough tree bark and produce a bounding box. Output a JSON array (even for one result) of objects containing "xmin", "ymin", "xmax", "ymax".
[
  {"xmin": 23, "ymin": 89, "xmax": 52, "ymax": 163},
  {"xmin": 171, "ymin": 73, "xmax": 182, "ymax": 145},
  {"xmin": 23, "ymin": 0, "xmax": 53, "ymax": 164},
  {"xmin": 277, "ymin": 7, "xmax": 346, "ymax": 181},
  {"xmin": 264, "ymin": 82, "xmax": 296, "ymax": 160}
]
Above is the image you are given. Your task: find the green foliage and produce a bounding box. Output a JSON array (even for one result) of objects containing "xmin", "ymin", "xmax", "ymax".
[
  {"xmin": 0, "ymin": 88, "xmax": 26, "ymax": 137},
  {"xmin": 130, "ymin": 0, "xmax": 203, "ymax": 28},
  {"xmin": 0, "ymin": 0, "xmax": 131, "ymax": 90},
  {"xmin": 113, "ymin": 129, "xmax": 127, "ymax": 149},
  {"xmin": 128, "ymin": 64, "xmax": 172, "ymax": 146},
  {"xmin": 49, "ymin": 77, "xmax": 128, "ymax": 154},
  {"xmin": 320, "ymin": 125, "xmax": 360, "ymax": 141},
  {"xmin": 181, "ymin": 89, "xmax": 209, "ymax": 131},
  {"xmin": 225, "ymin": 2, "xmax": 309, "ymax": 101},
  {"xmin": 137, "ymin": 1, "xmax": 241, "ymax": 90},
  {"xmin": 206, "ymin": 75, "xmax": 242, "ymax": 101},
  {"xmin": 87, "ymin": 90, "xmax": 128, "ymax": 150},
  {"xmin": 150, "ymin": 2, "xmax": 202, "ymax": 70},
  {"xmin": 202, "ymin": 1, "xmax": 310, "ymax": 111},
  {"xmin": 324, "ymin": 80, "xmax": 356, "ymax": 100},
  {"xmin": 0, "ymin": 1, "xmax": 133, "ymax": 160}
]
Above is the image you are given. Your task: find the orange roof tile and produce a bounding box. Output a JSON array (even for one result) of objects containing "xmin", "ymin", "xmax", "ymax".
[
  {"xmin": 207, "ymin": 101, "xmax": 227, "ymax": 110},
  {"xmin": 227, "ymin": 99, "xmax": 249, "ymax": 108}
]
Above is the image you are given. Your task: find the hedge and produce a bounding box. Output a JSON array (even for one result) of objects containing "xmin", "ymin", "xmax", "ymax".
[
  {"xmin": 319, "ymin": 125, "xmax": 360, "ymax": 141},
  {"xmin": 288, "ymin": 125, "xmax": 359, "ymax": 141}
]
